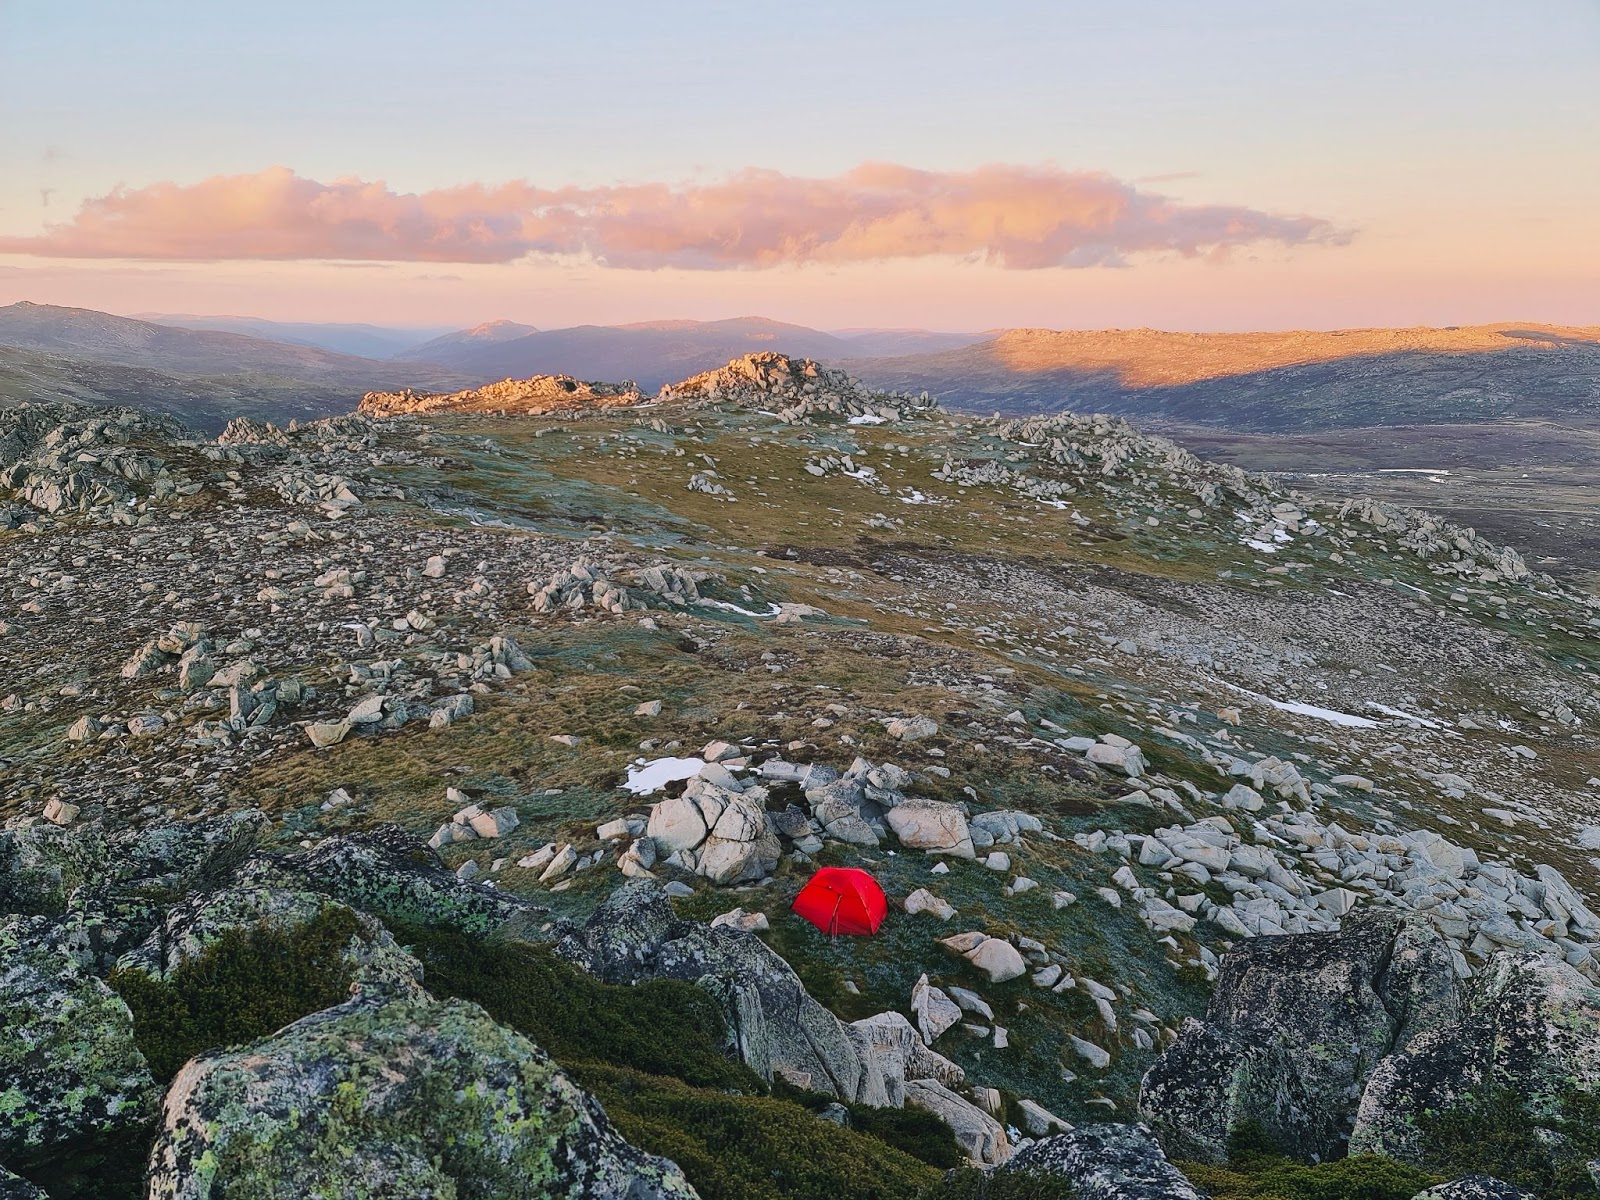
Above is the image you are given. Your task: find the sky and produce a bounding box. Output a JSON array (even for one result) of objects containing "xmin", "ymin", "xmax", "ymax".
[{"xmin": 0, "ymin": 0, "xmax": 1596, "ymax": 332}]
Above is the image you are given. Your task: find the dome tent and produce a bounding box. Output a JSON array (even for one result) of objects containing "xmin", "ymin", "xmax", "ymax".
[{"xmin": 791, "ymin": 867, "xmax": 888, "ymax": 936}]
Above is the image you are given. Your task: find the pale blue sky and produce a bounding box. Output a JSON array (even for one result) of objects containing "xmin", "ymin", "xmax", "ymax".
[{"xmin": 1, "ymin": 0, "xmax": 1595, "ymax": 328}]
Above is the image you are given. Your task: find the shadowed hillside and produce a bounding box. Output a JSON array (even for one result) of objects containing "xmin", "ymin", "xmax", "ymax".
[{"xmin": 848, "ymin": 324, "xmax": 1600, "ymax": 429}]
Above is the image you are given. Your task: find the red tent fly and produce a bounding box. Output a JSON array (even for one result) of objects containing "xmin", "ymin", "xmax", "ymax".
[{"xmin": 791, "ymin": 867, "xmax": 888, "ymax": 936}]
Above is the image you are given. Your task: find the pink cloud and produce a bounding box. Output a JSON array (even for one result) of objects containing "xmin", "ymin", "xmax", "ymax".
[{"xmin": 0, "ymin": 163, "xmax": 1348, "ymax": 269}]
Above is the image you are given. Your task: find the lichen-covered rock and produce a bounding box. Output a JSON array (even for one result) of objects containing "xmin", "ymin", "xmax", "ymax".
[
  {"xmin": 1350, "ymin": 951, "xmax": 1600, "ymax": 1178},
  {"xmin": 70, "ymin": 811, "xmax": 273, "ymax": 960},
  {"xmin": 237, "ymin": 824, "xmax": 541, "ymax": 933},
  {"xmin": 1004, "ymin": 1124, "xmax": 1205, "ymax": 1200},
  {"xmin": 0, "ymin": 823, "xmax": 108, "ymax": 915},
  {"xmin": 0, "ymin": 916, "xmax": 158, "ymax": 1166},
  {"xmin": 1139, "ymin": 909, "xmax": 1463, "ymax": 1163},
  {"xmin": 557, "ymin": 882, "xmax": 891, "ymax": 1104},
  {"xmin": 114, "ymin": 886, "xmax": 424, "ymax": 996},
  {"xmin": 1, "ymin": 810, "xmax": 268, "ymax": 961},
  {"xmin": 146, "ymin": 992, "xmax": 697, "ymax": 1200},
  {"xmin": 1409, "ymin": 1176, "xmax": 1535, "ymax": 1200}
]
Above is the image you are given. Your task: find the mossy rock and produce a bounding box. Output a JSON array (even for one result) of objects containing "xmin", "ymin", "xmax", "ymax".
[
  {"xmin": 115, "ymin": 885, "xmax": 422, "ymax": 995},
  {"xmin": 0, "ymin": 916, "xmax": 158, "ymax": 1173},
  {"xmin": 401, "ymin": 921, "xmax": 758, "ymax": 1091},
  {"xmin": 147, "ymin": 992, "xmax": 696, "ymax": 1200},
  {"xmin": 109, "ymin": 905, "xmax": 369, "ymax": 1082}
]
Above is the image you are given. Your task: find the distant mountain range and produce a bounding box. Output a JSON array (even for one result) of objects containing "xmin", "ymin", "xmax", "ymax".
[
  {"xmin": 6, "ymin": 302, "xmax": 1599, "ymax": 437},
  {"xmin": 133, "ymin": 313, "xmax": 455, "ymax": 359},
  {"xmin": 423, "ymin": 317, "xmax": 849, "ymax": 387},
  {"xmin": 132, "ymin": 311, "xmax": 986, "ymax": 376},
  {"xmin": 0, "ymin": 303, "xmax": 474, "ymax": 431}
]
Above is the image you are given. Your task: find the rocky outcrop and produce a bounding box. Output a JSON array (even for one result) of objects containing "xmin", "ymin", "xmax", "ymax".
[
  {"xmin": 1337, "ymin": 497, "xmax": 1531, "ymax": 581},
  {"xmin": 1142, "ymin": 909, "xmax": 1600, "ymax": 1186},
  {"xmin": 848, "ymin": 1011, "xmax": 965, "ymax": 1105},
  {"xmin": 0, "ymin": 810, "xmax": 268, "ymax": 962},
  {"xmin": 557, "ymin": 882, "xmax": 888, "ymax": 1103},
  {"xmin": 529, "ymin": 559, "xmax": 714, "ymax": 616},
  {"xmin": 360, "ymin": 374, "xmax": 645, "ymax": 416},
  {"xmin": 0, "ymin": 822, "xmax": 108, "ymax": 915},
  {"xmin": 1350, "ymin": 951, "xmax": 1600, "ymax": 1178},
  {"xmin": 146, "ymin": 991, "xmax": 696, "ymax": 1200},
  {"xmin": 657, "ymin": 353, "xmax": 938, "ymax": 424},
  {"xmin": 1004, "ymin": 1124, "xmax": 1206, "ymax": 1200},
  {"xmin": 0, "ymin": 403, "xmax": 195, "ymax": 522},
  {"xmin": 644, "ymin": 776, "xmax": 782, "ymax": 885},
  {"xmin": 0, "ymin": 916, "xmax": 158, "ymax": 1168},
  {"xmin": 1139, "ymin": 910, "xmax": 1463, "ymax": 1163}
]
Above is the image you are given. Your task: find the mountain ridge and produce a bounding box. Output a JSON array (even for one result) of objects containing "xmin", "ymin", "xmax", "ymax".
[{"xmin": 131, "ymin": 312, "xmax": 452, "ymax": 359}]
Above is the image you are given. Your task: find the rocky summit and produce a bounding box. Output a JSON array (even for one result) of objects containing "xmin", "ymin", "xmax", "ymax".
[{"xmin": 2, "ymin": 352, "xmax": 1598, "ymax": 1200}]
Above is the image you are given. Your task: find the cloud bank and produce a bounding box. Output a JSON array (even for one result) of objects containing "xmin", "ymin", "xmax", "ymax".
[{"xmin": 0, "ymin": 164, "xmax": 1347, "ymax": 268}]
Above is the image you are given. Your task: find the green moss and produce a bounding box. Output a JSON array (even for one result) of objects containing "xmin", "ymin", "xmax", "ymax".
[
  {"xmin": 400, "ymin": 925, "xmax": 759, "ymax": 1091},
  {"xmin": 1180, "ymin": 1154, "xmax": 1439, "ymax": 1200},
  {"xmin": 1414, "ymin": 1086, "xmax": 1600, "ymax": 1200},
  {"xmin": 580, "ymin": 1064, "xmax": 942, "ymax": 1200},
  {"xmin": 108, "ymin": 906, "xmax": 361, "ymax": 1081},
  {"xmin": 771, "ymin": 1077, "xmax": 965, "ymax": 1170}
]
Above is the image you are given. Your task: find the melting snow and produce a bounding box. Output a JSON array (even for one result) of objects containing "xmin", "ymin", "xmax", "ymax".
[
  {"xmin": 847, "ymin": 414, "xmax": 888, "ymax": 425},
  {"xmin": 899, "ymin": 490, "xmax": 939, "ymax": 505},
  {"xmin": 1230, "ymin": 685, "xmax": 1379, "ymax": 728},
  {"xmin": 624, "ymin": 756, "xmax": 706, "ymax": 795},
  {"xmin": 699, "ymin": 598, "xmax": 783, "ymax": 618}
]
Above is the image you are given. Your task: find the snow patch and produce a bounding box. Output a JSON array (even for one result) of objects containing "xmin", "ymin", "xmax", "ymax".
[
  {"xmin": 698, "ymin": 598, "xmax": 783, "ymax": 618},
  {"xmin": 1228, "ymin": 684, "xmax": 1379, "ymax": 728},
  {"xmin": 624, "ymin": 756, "xmax": 707, "ymax": 795}
]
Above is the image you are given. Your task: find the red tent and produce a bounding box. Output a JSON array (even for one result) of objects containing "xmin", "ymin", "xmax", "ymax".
[{"xmin": 791, "ymin": 867, "xmax": 888, "ymax": 936}]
